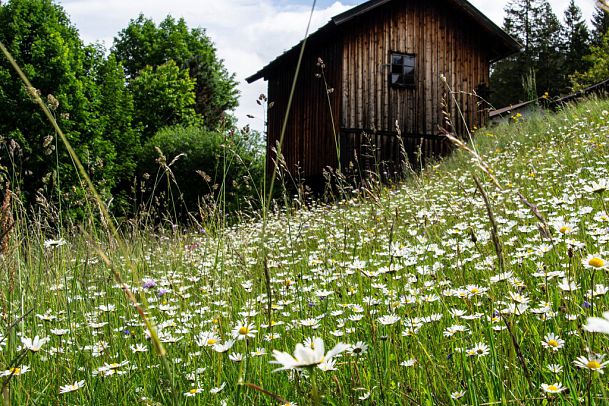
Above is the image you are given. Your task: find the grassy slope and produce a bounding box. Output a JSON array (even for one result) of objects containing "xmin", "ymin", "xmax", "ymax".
[{"xmin": 2, "ymin": 97, "xmax": 609, "ymax": 405}]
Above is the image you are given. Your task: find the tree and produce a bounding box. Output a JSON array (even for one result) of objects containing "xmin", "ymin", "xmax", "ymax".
[
  {"xmin": 490, "ymin": 0, "xmax": 564, "ymax": 106},
  {"xmin": 0, "ymin": 0, "xmax": 140, "ymax": 216},
  {"xmin": 571, "ymin": 30, "xmax": 609, "ymax": 89},
  {"xmin": 491, "ymin": 0, "xmax": 540, "ymax": 105},
  {"xmin": 0, "ymin": 2, "xmax": 95, "ymax": 205},
  {"xmin": 130, "ymin": 60, "xmax": 199, "ymax": 139},
  {"xmin": 92, "ymin": 51, "xmax": 140, "ymax": 211},
  {"xmin": 572, "ymin": 4, "xmax": 609, "ymax": 89},
  {"xmin": 112, "ymin": 15, "xmax": 238, "ymax": 129},
  {"xmin": 591, "ymin": 4, "xmax": 609, "ymax": 45},
  {"xmin": 561, "ymin": 1, "xmax": 590, "ymax": 88},
  {"xmin": 534, "ymin": 1, "xmax": 564, "ymax": 96}
]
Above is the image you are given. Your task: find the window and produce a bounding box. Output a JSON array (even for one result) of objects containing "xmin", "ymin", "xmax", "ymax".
[{"xmin": 390, "ymin": 53, "xmax": 415, "ymax": 88}]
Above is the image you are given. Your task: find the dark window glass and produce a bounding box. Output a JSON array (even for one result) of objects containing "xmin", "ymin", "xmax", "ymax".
[{"xmin": 390, "ymin": 53, "xmax": 415, "ymax": 87}]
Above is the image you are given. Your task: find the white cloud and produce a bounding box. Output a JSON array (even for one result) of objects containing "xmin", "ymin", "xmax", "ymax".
[{"xmin": 57, "ymin": 0, "xmax": 596, "ymax": 132}]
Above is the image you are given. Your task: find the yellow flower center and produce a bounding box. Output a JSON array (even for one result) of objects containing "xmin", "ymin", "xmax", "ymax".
[
  {"xmin": 470, "ymin": 288, "xmax": 479, "ymax": 294},
  {"xmin": 238, "ymin": 326, "xmax": 249, "ymax": 335},
  {"xmin": 559, "ymin": 226, "xmax": 570, "ymax": 234},
  {"xmin": 547, "ymin": 340, "xmax": 559, "ymax": 347},
  {"xmin": 212, "ymin": 318, "xmax": 219, "ymax": 324},
  {"xmin": 189, "ymin": 389, "xmax": 198, "ymax": 394},
  {"xmin": 547, "ymin": 385, "xmax": 559, "ymax": 392},
  {"xmin": 9, "ymin": 368, "xmax": 20, "ymax": 375},
  {"xmin": 587, "ymin": 360, "xmax": 601, "ymax": 369},
  {"xmin": 207, "ymin": 339, "xmax": 217, "ymax": 345},
  {"xmin": 589, "ymin": 257, "xmax": 605, "ymax": 268}
]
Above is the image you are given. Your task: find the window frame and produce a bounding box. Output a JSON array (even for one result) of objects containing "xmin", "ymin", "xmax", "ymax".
[{"xmin": 389, "ymin": 52, "xmax": 416, "ymax": 89}]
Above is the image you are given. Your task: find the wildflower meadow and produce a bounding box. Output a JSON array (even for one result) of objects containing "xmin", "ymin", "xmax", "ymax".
[{"xmin": 2, "ymin": 98, "xmax": 609, "ymax": 405}]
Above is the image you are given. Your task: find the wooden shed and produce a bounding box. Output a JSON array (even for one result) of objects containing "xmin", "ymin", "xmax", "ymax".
[{"xmin": 247, "ymin": 0, "xmax": 520, "ymax": 184}]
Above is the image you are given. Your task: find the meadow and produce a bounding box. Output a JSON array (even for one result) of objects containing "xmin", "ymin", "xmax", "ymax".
[{"xmin": 2, "ymin": 97, "xmax": 609, "ymax": 405}]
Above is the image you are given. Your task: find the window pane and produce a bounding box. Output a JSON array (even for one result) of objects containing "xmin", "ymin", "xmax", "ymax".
[{"xmin": 390, "ymin": 53, "xmax": 415, "ymax": 87}]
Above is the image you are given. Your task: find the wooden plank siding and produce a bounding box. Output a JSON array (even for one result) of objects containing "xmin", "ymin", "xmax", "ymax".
[
  {"xmin": 340, "ymin": 0, "xmax": 491, "ymax": 137},
  {"xmin": 266, "ymin": 38, "xmax": 343, "ymax": 182},
  {"xmin": 256, "ymin": 0, "xmax": 514, "ymax": 184},
  {"xmin": 337, "ymin": 0, "xmax": 492, "ymax": 176}
]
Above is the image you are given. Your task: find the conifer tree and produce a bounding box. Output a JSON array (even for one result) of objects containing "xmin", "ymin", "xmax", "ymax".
[
  {"xmin": 534, "ymin": 1, "xmax": 564, "ymax": 96},
  {"xmin": 561, "ymin": 0, "xmax": 590, "ymax": 87},
  {"xmin": 490, "ymin": 0, "xmax": 537, "ymax": 105},
  {"xmin": 591, "ymin": 4, "xmax": 609, "ymax": 45},
  {"xmin": 490, "ymin": 0, "xmax": 565, "ymax": 106}
]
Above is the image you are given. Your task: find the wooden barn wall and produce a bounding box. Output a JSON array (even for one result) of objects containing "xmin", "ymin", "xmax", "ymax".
[
  {"xmin": 339, "ymin": 0, "xmax": 492, "ymax": 170},
  {"xmin": 266, "ymin": 40, "xmax": 342, "ymax": 181}
]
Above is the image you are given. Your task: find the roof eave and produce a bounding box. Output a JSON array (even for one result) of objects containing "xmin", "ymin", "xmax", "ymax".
[
  {"xmin": 246, "ymin": 72, "xmax": 263, "ymax": 84},
  {"xmin": 246, "ymin": 22, "xmax": 336, "ymax": 84},
  {"xmin": 490, "ymin": 47, "xmax": 522, "ymax": 64},
  {"xmin": 331, "ymin": 0, "xmax": 391, "ymax": 25},
  {"xmin": 247, "ymin": 0, "xmax": 522, "ymax": 82}
]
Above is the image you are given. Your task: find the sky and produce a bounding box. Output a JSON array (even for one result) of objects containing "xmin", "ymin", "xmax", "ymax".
[{"xmin": 56, "ymin": 0, "xmax": 598, "ymax": 132}]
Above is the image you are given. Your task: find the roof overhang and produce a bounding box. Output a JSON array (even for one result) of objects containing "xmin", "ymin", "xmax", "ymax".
[{"xmin": 247, "ymin": 0, "xmax": 521, "ymax": 83}]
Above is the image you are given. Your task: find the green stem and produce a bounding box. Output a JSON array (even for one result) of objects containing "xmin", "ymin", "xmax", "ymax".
[{"xmin": 311, "ymin": 367, "xmax": 321, "ymax": 406}]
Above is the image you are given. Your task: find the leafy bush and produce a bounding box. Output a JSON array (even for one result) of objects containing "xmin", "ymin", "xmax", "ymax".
[{"xmin": 138, "ymin": 124, "xmax": 264, "ymax": 220}]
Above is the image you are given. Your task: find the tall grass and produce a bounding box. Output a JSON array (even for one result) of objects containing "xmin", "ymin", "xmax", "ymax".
[
  {"xmin": 3, "ymin": 11, "xmax": 609, "ymax": 405},
  {"xmin": 1, "ymin": 56, "xmax": 609, "ymax": 405}
]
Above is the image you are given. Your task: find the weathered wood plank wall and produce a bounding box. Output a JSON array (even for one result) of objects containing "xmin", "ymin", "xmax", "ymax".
[
  {"xmin": 266, "ymin": 37, "xmax": 343, "ymax": 181},
  {"xmin": 339, "ymin": 0, "xmax": 491, "ymax": 174},
  {"xmin": 265, "ymin": 0, "xmax": 496, "ymax": 183}
]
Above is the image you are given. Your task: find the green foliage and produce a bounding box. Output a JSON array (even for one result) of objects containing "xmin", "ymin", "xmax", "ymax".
[
  {"xmin": 139, "ymin": 125, "xmax": 263, "ymax": 218},
  {"xmin": 571, "ymin": 30, "xmax": 609, "ymax": 89},
  {"xmin": 491, "ymin": 0, "xmax": 567, "ymax": 106},
  {"xmin": 92, "ymin": 51, "xmax": 140, "ymax": 212},
  {"xmin": 561, "ymin": 0, "xmax": 590, "ymax": 88},
  {"xmin": 4, "ymin": 98, "xmax": 609, "ymax": 404},
  {"xmin": 131, "ymin": 60, "xmax": 199, "ymax": 139},
  {"xmin": 0, "ymin": 0, "xmax": 136, "ymax": 215},
  {"xmin": 0, "ymin": 1, "xmax": 249, "ymax": 219},
  {"xmin": 591, "ymin": 5, "xmax": 609, "ymax": 45},
  {"xmin": 533, "ymin": 1, "xmax": 565, "ymax": 95},
  {"xmin": 113, "ymin": 15, "xmax": 238, "ymax": 129}
]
